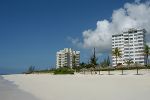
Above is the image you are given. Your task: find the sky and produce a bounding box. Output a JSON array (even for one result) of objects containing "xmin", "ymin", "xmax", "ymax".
[{"xmin": 0, "ymin": 0, "xmax": 149, "ymax": 74}]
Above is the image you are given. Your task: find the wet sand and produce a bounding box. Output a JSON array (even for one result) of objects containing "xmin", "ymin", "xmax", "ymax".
[{"xmin": 0, "ymin": 76, "xmax": 39, "ymax": 100}]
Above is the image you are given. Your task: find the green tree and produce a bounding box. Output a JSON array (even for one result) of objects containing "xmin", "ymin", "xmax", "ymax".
[
  {"xmin": 122, "ymin": 59, "xmax": 134, "ymax": 75},
  {"xmin": 100, "ymin": 56, "xmax": 110, "ymax": 68},
  {"xmin": 107, "ymin": 56, "xmax": 110, "ymax": 66},
  {"xmin": 125, "ymin": 59, "xmax": 134, "ymax": 67},
  {"xmin": 89, "ymin": 48, "xmax": 97, "ymax": 74},
  {"xmin": 112, "ymin": 47, "xmax": 122, "ymax": 67},
  {"xmin": 90, "ymin": 48, "xmax": 98, "ymax": 68},
  {"xmin": 26, "ymin": 66, "xmax": 35, "ymax": 74},
  {"xmin": 80, "ymin": 62, "xmax": 86, "ymax": 68},
  {"xmin": 100, "ymin": 59, "xmax": 107, "ymax": 68},
  {"xmin": 72, "ymin": 54, "xmax": 76, "ymax": 69},
  {"xmin": 144, "ymin": 44, "xmax": 150, "ymax": 67}
]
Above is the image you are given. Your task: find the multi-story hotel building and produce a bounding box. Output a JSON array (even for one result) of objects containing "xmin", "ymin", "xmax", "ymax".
[
  {"xmin": 112, "ymin": 28, "xmax": 146, "ymax": 66},
  {"xmin": 56, "ymin": 48, "xmax": 80, "ymax": 68}
]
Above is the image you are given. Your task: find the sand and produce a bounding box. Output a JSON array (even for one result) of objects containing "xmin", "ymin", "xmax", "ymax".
[
  {"xmin": 0, "ymin": 76, "xmax": 39, "ymax": 100},
  {"xmin": 2, "ymin": 69, "xmax": 150, "ymax": 100}
]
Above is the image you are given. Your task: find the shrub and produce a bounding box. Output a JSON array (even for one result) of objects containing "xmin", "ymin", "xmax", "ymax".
[
  {"xmin": 34, "ymin": 69, "xmax": 55, "ymax": 73},
  {"xmin": 115, "ymin": 66, "xmax": 146, "ymax": 70},
  {"xmin": 54, "ymin": 67, "xmax": 74, "ymax": 74}
]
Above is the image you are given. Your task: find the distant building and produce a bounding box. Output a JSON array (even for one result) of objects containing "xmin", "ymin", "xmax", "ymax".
[
  {"xmin": 112, "ymin": 28, "xmax": 146, "ymax": 66},
  {"xmin": 56, "ymin": 48, "xmax": 80, "ymax": 68}
]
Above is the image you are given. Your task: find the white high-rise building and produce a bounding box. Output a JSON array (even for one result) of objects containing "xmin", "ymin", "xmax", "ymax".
[
  {"xmin": 112, "ymin": 28, "xmax": 146, "ymax": 67},
  {"xmin": 56, "ymin": 48, "xmax": 80, "ymax": 69}
]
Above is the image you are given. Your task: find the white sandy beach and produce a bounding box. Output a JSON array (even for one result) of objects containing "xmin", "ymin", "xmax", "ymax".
[{"xmin": 1, "ymin": 69, "xmax": 150, "ymax": 100}]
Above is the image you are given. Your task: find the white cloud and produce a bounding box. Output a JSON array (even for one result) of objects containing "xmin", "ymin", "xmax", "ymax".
[
  {"xmin": 67, "ymin": 37, "xmax": 83, "ymax": 48},
  {"xmin": 70, "ymin": 1, "xmax": 150, "ymax": 52}
]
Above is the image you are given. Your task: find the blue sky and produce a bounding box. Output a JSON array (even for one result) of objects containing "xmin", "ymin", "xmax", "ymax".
[{"xmin": 0, "ymin": 0, "xmax": 139, "ymax": 74}]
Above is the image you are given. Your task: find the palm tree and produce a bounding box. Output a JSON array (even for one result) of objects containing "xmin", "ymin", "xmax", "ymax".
[
  {"xmin": 123, "ymin": 59, "xmax": 134, "ymax": 75},
  {"xmin": 144, "ymin": 44, "xmax": 150, "ymax": 67},
  {"xmin": 112, "ymin": 47, "xmax": 122, "ymax": 67},
  {"xmin": 125, "ymin": 59, "xmax": 134, "ymax": 67}
]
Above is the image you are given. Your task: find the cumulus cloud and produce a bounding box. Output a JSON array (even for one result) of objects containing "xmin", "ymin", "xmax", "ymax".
[
  {"xmin": 67, "ymin": 37, "xmax": 83, "ymax": 47},
  {"xmin": 70, "ymin": 0, "xmax": 150, "ymax": 52}
]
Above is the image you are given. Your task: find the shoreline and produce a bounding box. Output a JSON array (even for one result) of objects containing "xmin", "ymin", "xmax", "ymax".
[{"xmin": 0, "ymin": 76, "xmax": 39, "ymax": 100}]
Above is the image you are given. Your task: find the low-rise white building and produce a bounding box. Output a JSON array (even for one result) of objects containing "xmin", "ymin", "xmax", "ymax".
[
  {"xmin": 56, "ymin": 48, "xmax": 80, "ymax": 68},
  {"xmin": 112, "ymin": 28, "xmax": 146, "ymax": 66}
]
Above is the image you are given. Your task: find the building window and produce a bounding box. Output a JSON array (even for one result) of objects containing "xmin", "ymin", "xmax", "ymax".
[{"xmin": 138, "ymin": 40, "xmax": 143, "ymax": 42}]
